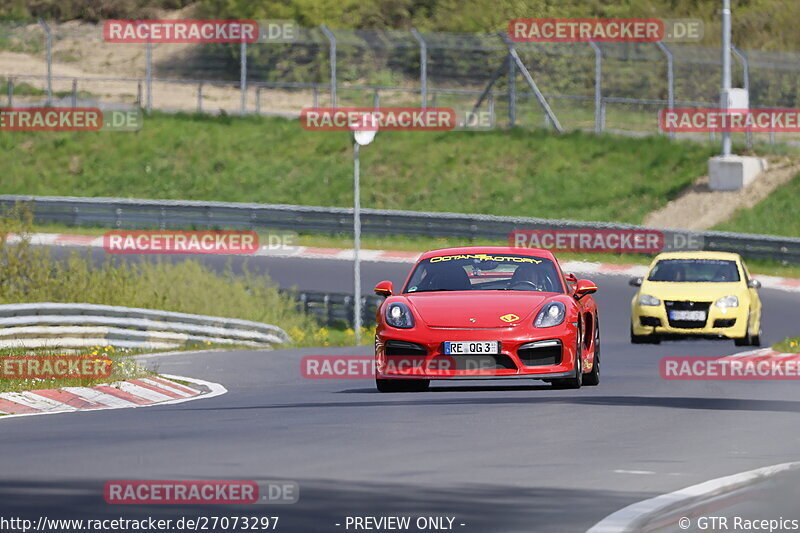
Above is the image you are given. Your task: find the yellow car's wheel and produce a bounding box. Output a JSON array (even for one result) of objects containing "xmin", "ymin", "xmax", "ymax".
[
  {"xmin": 735, "ymin": 311, "xmax": 761, "ymax": 347},
  {"xmin": 630, "ymin": 324, "xmax": 660, "ymax": 344}
]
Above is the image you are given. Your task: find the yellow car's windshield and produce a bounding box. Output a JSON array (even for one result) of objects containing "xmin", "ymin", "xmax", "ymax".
[{"xmin": 647, "ymin": 259, "xmax": 740, "ymax": 283}]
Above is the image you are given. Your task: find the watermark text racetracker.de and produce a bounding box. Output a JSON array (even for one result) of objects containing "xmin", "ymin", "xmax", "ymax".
[
  {"xmin": 661, "ymin": 356, "xmax": 800, "ymax": 380},
  {"xmin": 103, "ymin": 19, "xmax": 298, "ymax": 44},
  {"xmin": 301, "ymin": 107, "xmax": 456, "ymax": 131},
  {"xmin": 303, "ymin": 355, "xmax": 504, "ymax": 378},
  {"xmin": 508, "ymin": 18, "xmax": 703, "ymax": 43},
  {"xmin": 510, "ymin": 229, "xmax": 703, "ymax": 253},
  {"xmin": 103, "ymin": 230, "xmax": 297, "ymax": 254},
  {"xmin": 0, "ymin": 108, "xmax": 142, "ymax": 132},
  {"xmin": 1, "ymin": 355, "xmax": 111, "ymax": 380},
  {"xmin": 104, "ymin": 480, "xmax": 298, "ymax": 505},
  {"xmin": 660, "ymin": 108, "xmax": 800, "ymax": 133},
  {"xmin": 299, "ymin": 107, "xmax": 496, "ymax": 132}
]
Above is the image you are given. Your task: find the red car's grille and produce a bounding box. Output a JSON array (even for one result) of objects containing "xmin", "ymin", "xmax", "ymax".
[
  {"xmin": 384, "ymin": 340, "xmax": 428, "ymax": 356},
  {"xmin": 517, "ymin": 340, "xmax": 562, "ymax": 367}
]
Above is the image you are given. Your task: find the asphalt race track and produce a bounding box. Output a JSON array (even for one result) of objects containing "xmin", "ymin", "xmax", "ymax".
[{"xmin": 1, "ymin": 250, "xmax": 799, "ymax": 532}]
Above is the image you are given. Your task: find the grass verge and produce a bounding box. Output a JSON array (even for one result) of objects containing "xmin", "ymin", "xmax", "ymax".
[
  {"xmin": 0, "ymin": 207, "xmax": 359, "ymax": 347},
  {"xmin": 716, "ymin": 172, "xmax": 800, "ymax": 238},
  {"xmin": 772, "ymin": 337, "xmax": 800, "ymax": 354},
  {"xmin": 0, "ymin": 346, "xmax": 150, "ymax": 394},
  {"xmin": 1, "ymin": 112, "xmax": 722, "ymax": 225}
]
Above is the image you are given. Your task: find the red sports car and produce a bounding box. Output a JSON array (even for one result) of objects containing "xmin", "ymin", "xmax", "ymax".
[{"xmin": 373, "ymin": 247, "xmax": 600, "ymax": 392}]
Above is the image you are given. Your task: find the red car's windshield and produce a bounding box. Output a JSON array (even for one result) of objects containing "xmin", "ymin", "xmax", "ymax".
[{"xmin": 403, "ymin": 253, "xmax": 564, "ymax": 293}]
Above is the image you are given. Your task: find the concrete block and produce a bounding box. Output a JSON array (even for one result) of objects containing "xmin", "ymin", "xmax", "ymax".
[{"xmin": 708, "ymin": 155, "xmax": 768, "ymax": 191}]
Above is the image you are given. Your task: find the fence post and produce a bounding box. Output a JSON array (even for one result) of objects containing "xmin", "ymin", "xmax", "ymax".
[
  {"xmin": 656, "ymin": 41, "xmax": 675, "ymax": 138},
  {"xmin": 197, "ymin": 82, "xmax": 203, "ymax": 113},
  {"xmin": 508, "ymin": 54, "xmax": 516, "ymax": 127},
  {"xmin": 373, "ymin": 89, "xmax": 380, "ymax": 108},
  {"xmin": 71, "ymin": 79, "xmax": 77, "ymax": 107},
  {"xmin": 37, "ymin": 19, "xmax": 52, "ymax": 105},
  {"xmin": 240, "ymin": 39, "xmax": 247, "ymax": 114},
  {"xmin": 320, "ymin": 26, "xmax": 337, "ymax": 108},
  {"xmin": 600, "ymin": 100, "xmax": 606, "ymax": 131},
  {"xmin": 8, "ymin": 77, "xmax": 13, "ymax": 107},
  {"xmin": 589, "ymin": 42, "xmax": 602, "ymax": 133},
  {"xmin": 145, "ymin": 41, "xmax": 152, "ymax": 113},
  {"xmin": 313, "ymin": 85, "xmax": 319, "ymax": 108},
  {"xmin": 411, "ymin": 28, "xmax": 427, "ymax": 108},
  {"xmin": 137, "ymin": 81, "xmax": 143, "ymax": 109},
  {"xmin": 498, "ymin": 32, "xmax": 564, "ymax": 133},
  {"xmin": 255, "ymin": 86, "xmax": 261, "ymax": 114}
]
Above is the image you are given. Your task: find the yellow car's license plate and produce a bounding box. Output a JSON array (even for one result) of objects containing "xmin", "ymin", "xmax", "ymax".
[{"xmin": 670, "ymin": 310, "xmax": 706, "ymax": 321}]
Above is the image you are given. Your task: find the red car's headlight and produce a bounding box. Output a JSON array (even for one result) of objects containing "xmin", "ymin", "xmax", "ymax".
[
  {"xmin": 534, "ymin": 301, "xmax": 566, "ymax": 328},
  {"xmin": 386, "ymin": 302, "xmax": 415, "ymax": 329}
]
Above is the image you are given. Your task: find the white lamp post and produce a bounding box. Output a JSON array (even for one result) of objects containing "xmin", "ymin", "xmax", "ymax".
[
  {"xmin": 349, "ymin": 114, "xmax": 378, "ymax": 345},
  {"xmin": 721, "ymin": 0, "xmax": 732, "ymax": 157}
]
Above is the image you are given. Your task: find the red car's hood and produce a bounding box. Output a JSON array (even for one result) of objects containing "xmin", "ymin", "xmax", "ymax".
[{"xmin": 405, "ymin": 291, "xmax": 551, "ymax": 328}]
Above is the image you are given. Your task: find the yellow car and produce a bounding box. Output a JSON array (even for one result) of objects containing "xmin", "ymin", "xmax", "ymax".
[{"xmin": 630, "ymin": 251, "xmax": 762, "ymax": 346}]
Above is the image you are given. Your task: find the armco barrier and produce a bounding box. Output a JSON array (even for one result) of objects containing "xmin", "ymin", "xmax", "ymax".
[
  {"xmin": 0, "ymin": 303, "xmax": 291, "ymax": 350},
  {"xmin": 2, "ymin": 194, "xmax": 800, "ymax": 263},
  {"xmin": 286, "ymin": 290, "xmax": 382, "ymax": 328}
]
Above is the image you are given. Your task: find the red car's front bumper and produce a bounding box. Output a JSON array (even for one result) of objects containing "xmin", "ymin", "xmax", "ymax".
[{"xmin": 375, "ymin": 323, "xmax": 580, "ymax": 380}]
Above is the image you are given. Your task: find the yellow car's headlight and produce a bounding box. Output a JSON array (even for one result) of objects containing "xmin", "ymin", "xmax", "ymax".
[
  {"xmin": 714, "ymin": 295, "xmax": 739, "ymax": 309},
  {"xmin": 638, "ymin": 294, "xmax": 661, "ymax": 306}
]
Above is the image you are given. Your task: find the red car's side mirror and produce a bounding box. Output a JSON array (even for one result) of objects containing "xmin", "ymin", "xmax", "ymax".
[
  {"xmin": 574, "ymin": 279, "xmax": 598, "ymax": 299},
  {"xmin": 374, "ymin": 280, "xmax": 394, "ymax": 297}
]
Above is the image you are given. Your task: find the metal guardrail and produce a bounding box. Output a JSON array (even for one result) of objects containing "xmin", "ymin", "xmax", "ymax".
[
  {"xmin": 0, "ymin": 303, "xmax": 291, "ymax": 350},
  {"xmin": 2, "ymin": 194, "xmax": 800, "ymax": 263},
  {"xmin": 285, "ymin": 290, "xmax": 382, "ymax": 328}
]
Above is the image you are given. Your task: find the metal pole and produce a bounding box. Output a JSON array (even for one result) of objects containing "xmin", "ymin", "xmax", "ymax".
[
  {"xmin": 71, "ymin": 79, "xmax": 77, "ymax": 107},
  {"xmin": 7, "ymin": 78, "xmax": 13, "ymax": 107},
  {"xmin": 732, "ymin": 45, "xmax": 752, "ymax": 147},
  {"xmin": 411, "ymin": 28, "xmax": 427, "ymax": 108},
  {"xmin": 320, "ymin": 26, "xmax": 337, "ymax": 108},
  {"xmin": 145, "ymin": 41, "xmax": 152, "ymax": 114},
  {"xmin": 508, "ymin": 54, "xmax": 516, "ymax": 127},
  {"xmin": 656, "ymin": 41, "xmax": 675, "ymax": 138},
  {"xmin": 499, "ymin": 33, "xmax": 564, "ymax": 133},
  {"xmin": 589, "ymin": 42, "xmax": 602, "ymax": 133},
  {"xmin": 471, "ymin": 59, "xmax": 506, "ymax": 115},
  {"xmin": 353, "ymin": 141, "xmax": 362, "ymax": 343},
  {"xmin": 721, "ymin": 0, "xmax": 732, "ymax": 156},
  {"xmin": 240, "ymin": 40, "xmax": 247, "ymax": 114},
  {"xmin": 37, "ymin": 19, "xmax": 52, "ymax": 105},
  {"xmin": 197, "ymin": 82, "xmax": 203, "ymax": 113}
]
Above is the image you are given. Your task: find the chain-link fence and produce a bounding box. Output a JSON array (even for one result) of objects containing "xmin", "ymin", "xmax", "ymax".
[{"xmin": 3, "ymin": 20, "xmax": 800, "ymax": 141}]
